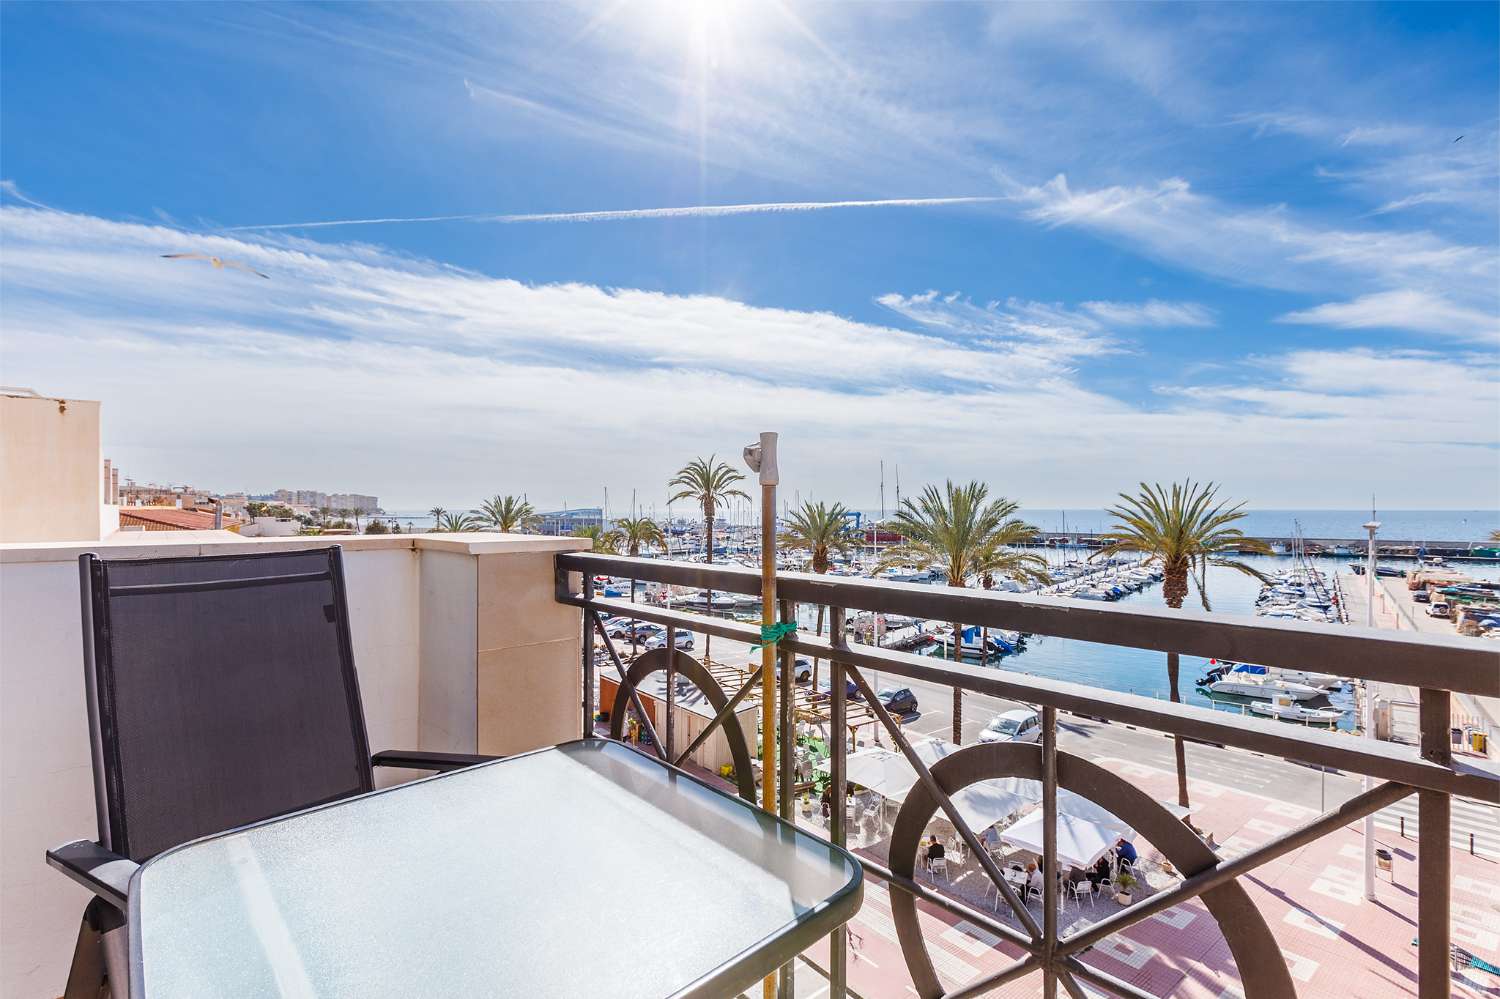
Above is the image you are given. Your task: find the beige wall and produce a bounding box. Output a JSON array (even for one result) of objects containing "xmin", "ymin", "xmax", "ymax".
[
  {"xmin": 0, "ymin": 531, "xmax": 585, "ymax": 999},
  {"xmin": 0, "ymin": 395, "xmax": 102, "ymax": 543}
]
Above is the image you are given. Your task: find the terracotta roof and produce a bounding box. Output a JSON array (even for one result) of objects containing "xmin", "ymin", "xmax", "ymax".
[{"xmin": 119, "ymin": 507, "xmax": 220, "ymax": 531}]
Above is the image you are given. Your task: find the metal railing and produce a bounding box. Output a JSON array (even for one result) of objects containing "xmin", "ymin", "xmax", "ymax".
[{"xmin": 556, "ymin": 552, "xmax": 1499, "ymax": 999}]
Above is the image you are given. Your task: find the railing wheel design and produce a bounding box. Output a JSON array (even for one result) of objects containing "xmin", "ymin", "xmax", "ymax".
[
  {"xmin": 607, "ymin": 648, "xmax": 758, "ymax": 803},
  {"xmin": 887, "ymin": 742, "xmax": 1295, "ymax": 998}
]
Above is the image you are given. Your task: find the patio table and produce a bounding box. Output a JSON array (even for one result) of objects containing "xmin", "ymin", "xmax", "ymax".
[{"xmin": 127, "ymin": 738, "xmax": 863, "ymax": 998}]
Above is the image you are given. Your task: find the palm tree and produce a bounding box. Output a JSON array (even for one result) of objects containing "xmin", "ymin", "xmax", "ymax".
[
  {"xmin": 572, "ymin": 524, "xmax": 623, "ymax": 554},
  {"xmin": 976, "ymin": 525, "xmax": 1051, "ymax": 668},
  {"xmin": 427, "ymin": 507, "xmax": 446, "ymax": 532},
  {"xmin": 668, "ymin": 455, "xmax": 749, "ymax": 662},
  {"xmin": 780, "ymin": 501, "xmax": 859, "ymax": 688},
  {"xmin": 613, "ymin": 516, "xmax": 667, "ymax": 657},
  {"xmin": 435, "ymin": 510, "xmax": 479, "ymax": 532},
  {"xmin": 1095, "ymin": 481, "xmax": 1272, "ymax": 807},
  {"xmin": 880, "ymin": 481, "xmax": 1044, "ymax": 743},
  {"xmin": 479, "ymin": 495, "xmax": 538, "ymax": 533},
  {"xmin": 1490, "ymin": 529, "xmax": 1500, "ymax": 543}
]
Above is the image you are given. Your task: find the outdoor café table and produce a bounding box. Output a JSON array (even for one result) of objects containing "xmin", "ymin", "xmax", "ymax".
[{"xmin": 126, "ymin": 738, "xmax": 863, "ymax": 999}]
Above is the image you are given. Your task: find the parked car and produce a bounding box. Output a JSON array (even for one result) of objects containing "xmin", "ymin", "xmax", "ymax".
[
  {"xmin": 1427, "ymin": 601, "xmax": 1451, "ymax": 619},
  {"xmin": 644, "ymin": 629, "xmax": 694, "ymax": 651},
  {"xmin": 1413, "ymin": 590, "xmax": 1430, "ymax": 603},
  {"xmin": 877, "ymin": 686, "xmax": 918, "ymax": 714},
  {"xmin": 774, "ymin": 657, "xmax": 814, "ymax": 684},
  {"xmin": 813, "ymin": 677, "xmax": 861, "ymax": 701},
  {"xmin": 978, "ymin": 708, "xmax": 1041, "ymax": 744}
]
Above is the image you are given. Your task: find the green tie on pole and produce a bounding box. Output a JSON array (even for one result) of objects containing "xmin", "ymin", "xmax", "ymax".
[{"xmin": 750, "ymin": 621, "xmax": 798, "ymax": 652}]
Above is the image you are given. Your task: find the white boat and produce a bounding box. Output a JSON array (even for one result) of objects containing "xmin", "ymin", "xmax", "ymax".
[
  {"xmin": 1209, "ymin": 675, "xmax": 1322, "ymax": 702},
  {"xmin": 878, "ymin": 566, "xmax": 931, "ymax": 583},
  {"xmin": 1251, "ymin": 694, "xmax": 1342, "ymax": 725},
  {"xmin": 1269, "ymin": 667, "xmax": 1344, "ymax": 689},
  {"xmin": 676, "ymin": 589, "xmax": 759, "ymax": 610}
]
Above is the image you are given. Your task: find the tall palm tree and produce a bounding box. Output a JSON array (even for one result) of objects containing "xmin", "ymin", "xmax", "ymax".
[
  {"xmin": 613, "ymin": 516, "xmax": 667, "ymax": 657},
  {"xmin": 668, "ymin": 455, "xmax": 749, "ymax": 662},
  {"xmin": 880, "ymin": 482, "xmax": 1044, "ymax": 743},
  {"xmin": 1489, "ymin": 529, "xmax": 1500, "ymax": 543},
  {"xmin": 572, "ymin": 524, "xmax": 623, "ymax": 554},
  {"xmin": 1096, "ymin": 481, "xmax": 1272, "ymax": 807},
  {"xmin": 427, "ymin": 507, "xmax": 446, "ymax": 532},
  {"xmin": 976, "ymin": 526, "xmax": 1051, "ymax": 667},
  {"xmin": 780, "ymin": 501, "xmax": 859, "ymax": 688},
  {"xmin": 435, "ymin": 510, "xmax": 479, "ymax": 532},
  {"xmin": 479, "ymin": 494, "xmax": 539, "ymax": 533}
]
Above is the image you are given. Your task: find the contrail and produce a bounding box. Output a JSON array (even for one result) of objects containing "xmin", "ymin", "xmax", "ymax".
[{"xmin": 225, "ymin": 196, "xmax": 1003, "ymax": 232}]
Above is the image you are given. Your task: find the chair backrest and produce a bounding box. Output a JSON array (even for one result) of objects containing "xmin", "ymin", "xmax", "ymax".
[{"xmin": 79, "ymin": 546, "xmax": 374, "ymax": 862}]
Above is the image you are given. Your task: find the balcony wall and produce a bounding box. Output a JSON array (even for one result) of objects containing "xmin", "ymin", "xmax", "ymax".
[{"xmin": 0, "ymin": 531, "xmax": 585, "ymax": 999}]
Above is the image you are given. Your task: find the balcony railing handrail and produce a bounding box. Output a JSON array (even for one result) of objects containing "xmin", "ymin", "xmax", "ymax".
[
  {"xmin": 559, "ymin": 551, "xmax": 1488, "ymax": 999},
  {"xmin": 557, "ymin": 552, "xmax": 1500, "ymax": 697}
]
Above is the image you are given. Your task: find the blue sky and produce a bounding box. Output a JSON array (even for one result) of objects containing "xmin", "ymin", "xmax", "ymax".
[{"xmin": 1, "ymin": 2, "xmax": 1496, "ymax": 511}]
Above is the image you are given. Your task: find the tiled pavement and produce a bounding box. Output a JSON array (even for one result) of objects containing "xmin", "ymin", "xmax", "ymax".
[{"xmin": 786, "ymin": 755, "xmax": 1500, "ymax": 998}]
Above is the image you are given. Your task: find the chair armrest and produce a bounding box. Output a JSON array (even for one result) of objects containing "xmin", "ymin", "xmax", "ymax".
[
  {"xmin": 46, "ymin": 840, "xmax": 136, "ymax": 911},
  {"xmin": 371, "ymin": 750, "xmax": 500, "ymax": 773}
]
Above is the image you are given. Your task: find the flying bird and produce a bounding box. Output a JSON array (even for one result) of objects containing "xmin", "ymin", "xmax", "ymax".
[
  {"xmin": 160, "ymin": 253, "xmax": 269, "ymax": 278},
  {"xmin": 1454, "ymin": 135, "xmax": 1464, "ymax": 143}
]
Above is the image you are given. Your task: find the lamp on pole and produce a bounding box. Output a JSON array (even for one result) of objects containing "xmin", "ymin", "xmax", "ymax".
[
  {"xmin": 1362, "ymin": 516, "xmax": 1379, "ymax": 902},
  {"xmin": 744, "ymin": 432, "xmax": 779, "ymax": 999}
]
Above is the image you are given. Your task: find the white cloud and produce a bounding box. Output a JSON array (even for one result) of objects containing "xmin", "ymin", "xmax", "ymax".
[
  {"xmin": 1080, "ymin": 299, "xmax": 1215, "ymax": 328},
  {"xmin": 1277, "ymin": 290, "xmax": 1499, "ymax": 341},
  {"xmin": 2, "ymin": 204, "xmax": 1495, "ymax": 509}
]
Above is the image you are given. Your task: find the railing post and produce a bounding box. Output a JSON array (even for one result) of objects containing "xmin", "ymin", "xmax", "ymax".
[
  {"xmin": 777, "ymin": 603, "xmax": 795, "ymax": 999},
  {"xmin": 1417, "ymin": 687, "xmax": 1450, "ymax": 999},
  {"xmin": 1041, "ymin": 704, "xmax": 1058, "ymax": 999},
  {"xmin": 665, "ymin": 624, "xmax": 676, "ymax": 761},
  {"xmin": 582, "ymin": 573, "xmax": 595, "ymax": 738},
  {"xmin": 829, "ymin": 605, "xmax": 848, "ymax": 999}
]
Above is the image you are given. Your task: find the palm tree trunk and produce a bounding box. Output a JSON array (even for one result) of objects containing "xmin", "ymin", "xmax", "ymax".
[
  {"xmin": 1167, "ymin": 650, "xmax": 1189, "ymax": 808},
  {"xmin": 1164, "ymin": 563, "xmax": 1190, "ymax": 808},
  {"xmin": 951, "ymin": 618, "xmax": 963, "ymax": 744}
]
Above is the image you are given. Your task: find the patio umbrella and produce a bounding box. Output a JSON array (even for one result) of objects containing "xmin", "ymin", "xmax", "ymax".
[{"xmin": 1000, "ymin": 808, "xmax": 1131, "ymax": 869}]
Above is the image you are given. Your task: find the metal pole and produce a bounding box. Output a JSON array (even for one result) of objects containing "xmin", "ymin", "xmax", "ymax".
[
  {"xmin": 1417, "ymin": 688, "xmax": 1451, "ymax": 999},
  {"xmin": 1042, "ymin": 705, "xmax": 1058, "ymax": 999},
  {"xmin": 749, "ymin": 432, "xmax": 779, "ymax": 999},
  {"xmin": 777, "ymin": 595, "xmax": 795, "ymax": 999},
  {"xmin": 665, "ymin": 624, "xmax": 676, "ymax": 760},
  {"xmin": 1362, "ymin": 517, "xmax": 1379, "ymax": 902},
  {"xmin": 829, "ymin": 605, "xmax": 849, "ymax": 999}
]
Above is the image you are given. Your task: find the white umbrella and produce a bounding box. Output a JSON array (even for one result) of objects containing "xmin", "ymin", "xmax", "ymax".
[{"xmin": 1000, "ymin": 808, "xmax": 1131, "ymax": 869}]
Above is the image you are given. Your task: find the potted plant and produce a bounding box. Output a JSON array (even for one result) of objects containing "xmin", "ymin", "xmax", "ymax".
[{"xmin": 1114, "ymin": 872, "xmax": 1137, "ymax": 905}]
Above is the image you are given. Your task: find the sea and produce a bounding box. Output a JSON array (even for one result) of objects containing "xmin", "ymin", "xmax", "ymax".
[{"xmin": 382, "ymin": 506, "xmax": 1497, "ymax": 724}]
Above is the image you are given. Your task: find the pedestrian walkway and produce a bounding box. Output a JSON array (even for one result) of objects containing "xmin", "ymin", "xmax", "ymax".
[
  {"xmin": 791, "ymin": 754, "xmax": 1500, "ymax": 998},
  {"xmin": 1375, "ymin": 793, "xmax": 1500, "ymax": 860}
]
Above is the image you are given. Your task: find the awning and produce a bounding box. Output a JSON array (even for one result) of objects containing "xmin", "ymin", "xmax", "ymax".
[{"xmin": 817, "ymin": 739, "xmax": 1042, "ymax": 830}]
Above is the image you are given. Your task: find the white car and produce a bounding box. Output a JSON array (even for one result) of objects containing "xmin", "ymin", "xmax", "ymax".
[
  {"xmin": 978, "ymin": 708, "xmax": 1041, "ymax": 744},
  {"xmin": 644, "ymin": 629, "xmax": 694, "ymax": 651}
]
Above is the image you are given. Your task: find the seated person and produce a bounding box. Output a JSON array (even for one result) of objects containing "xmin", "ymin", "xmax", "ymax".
[
  {"xmin": 925, "ymin": 835, "xmax": 946, "ymax": 868},
  {"xmin": 1115, "ymin": 837, "xmax": 1138, "ymax": 866},
  {"xmin": 1089, "ymin": 854, "xmax": 1111, "ymax": 885},
  {"xmin": 1025, "ymin": 862, "xmax": 1043, "ymax": 893}
]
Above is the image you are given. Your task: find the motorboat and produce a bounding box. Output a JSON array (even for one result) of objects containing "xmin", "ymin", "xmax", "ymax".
[
  {"xmin": 1251, "ymin": 694, "xmax": 1342, "ymax": 725},
  {"xmin": 1207, "ymin": 671, "xmax": 1322, "ymax": 701},
  {"xmin": 932, "ymin": 625, "xmax": 1015, "ymax": 659},
  {"xmin": 675, "ymin": 589, "xmax": 759, "ymax": 610}
]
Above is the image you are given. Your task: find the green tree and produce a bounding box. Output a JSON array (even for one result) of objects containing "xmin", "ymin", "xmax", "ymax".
[
  {"xmin": 572, "ymin": 524, "xmax": 623, "ymax": 554},
  {"xmin": 668, "ymin": 455, "xmax": 749, "ymax": 662},
  {"xmin": 364, "ymin": 519, "xmax": 391, "ymax": 535},
  {"xmin": 479, "ymin": 495, "xmax": 539, "ymax": 533},
  {"xmin": 779, "ymin": 501, "xmax": 859, "ymax": 688},
  {"xmin": 246, "ymin": 501, "xmax": 267, "ymax": 521},
  {"xmin": 612, "ymin": 516, "xmax": 667, "ymax": 658},
  {"xmin": 1096, "ymin": 481, "xmax": 1272, "ymax": 807},
  {"xmin": 427, "ymin": 507, "xmax": 446, "ymax": 533},
  {"xmin": 880, "ymin": 481, "xmax": 1045, "ymax": 743},
  {"xmin": 435, "ymin": 510, "xmax": 479, "ymax": 532}
]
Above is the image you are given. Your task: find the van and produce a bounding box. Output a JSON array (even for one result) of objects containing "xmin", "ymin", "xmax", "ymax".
[{"xmin": 1427, "ymin": 601, "xmax": 1451, "ymax": 619}]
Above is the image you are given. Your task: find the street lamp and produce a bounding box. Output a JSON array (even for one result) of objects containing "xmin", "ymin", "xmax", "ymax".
[{"xmin": 1362, "ymin": 517, "xmax": 1379, "ymax": 902}]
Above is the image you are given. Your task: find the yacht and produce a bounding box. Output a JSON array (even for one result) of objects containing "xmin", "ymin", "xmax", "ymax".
[
  {"xmin": 1207, "ymin": 671, "xmax": 1322, "ymax": 702},
  {"xmin": 1251, "ymin": 694, "xmax": 1343, "ymax": 725}
]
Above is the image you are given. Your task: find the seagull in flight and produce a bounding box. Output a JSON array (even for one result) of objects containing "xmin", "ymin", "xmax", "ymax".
[
  {"xmin": 1454, "ymin": 135, "xmax": 1464, "ymax": 143},
  {"xmin": 160, "ymin": 253, "xmax": 269, "ymax": 279}
]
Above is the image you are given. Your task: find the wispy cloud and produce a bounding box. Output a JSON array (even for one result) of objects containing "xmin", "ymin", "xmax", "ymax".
[
  {"xmin": 225, "ymin": 196, "xmax": 1005, "ymax": 232},
  {"xmin": 1277, "ymin": 290, "xmax": 1499, "ymax": 341},
  {"xmin": 1079, "ymin": 299, "xmax": 1215, "ymax": 328}
]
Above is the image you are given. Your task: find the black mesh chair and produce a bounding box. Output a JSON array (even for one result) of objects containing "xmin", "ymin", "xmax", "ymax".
[{"xmin": 46, "ymin": 546, "xmax": 494, "ymax": 998}]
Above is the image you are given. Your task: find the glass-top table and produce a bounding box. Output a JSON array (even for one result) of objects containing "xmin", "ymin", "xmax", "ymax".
[{"xmin": 128, "ymin": 738, "xmax": 863, "ymax": 998}]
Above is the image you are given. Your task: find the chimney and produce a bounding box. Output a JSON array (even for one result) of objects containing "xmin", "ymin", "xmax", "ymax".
[{"xmin": 109, "ymin": 466, "xmax": 119, "ymax": 504}]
